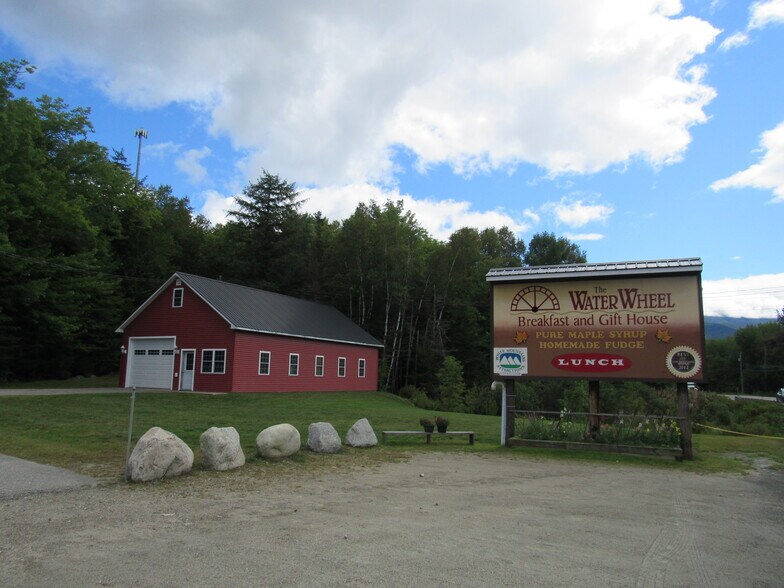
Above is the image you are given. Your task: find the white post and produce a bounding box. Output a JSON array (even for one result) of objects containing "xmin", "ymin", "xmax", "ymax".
[{"xmin": 495, "ymin": 381, "xmax": 507, "ymax": 445}]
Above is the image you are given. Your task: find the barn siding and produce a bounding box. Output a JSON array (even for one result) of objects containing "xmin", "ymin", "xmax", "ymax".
[
  {"xmin": 231, "ymin": 331, "xmax": 379, "ymax": 392},
  {"xmin": 119, "ymin": 282, "xmax": 234, "ymax": 391}
]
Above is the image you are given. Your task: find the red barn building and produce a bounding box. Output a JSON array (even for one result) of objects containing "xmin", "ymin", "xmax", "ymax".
[{"xmin": 116, "ymin": 273, "xmax": 382, "ymax": 392}]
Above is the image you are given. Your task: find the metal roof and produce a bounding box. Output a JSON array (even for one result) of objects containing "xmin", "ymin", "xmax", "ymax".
[
  {"xmin": 486, "ymin": 258, "xmax": 702, "ymax": 283},
  {"xmin": 117, "ymin": 272, "xmax": 383, "ymax": 348}
]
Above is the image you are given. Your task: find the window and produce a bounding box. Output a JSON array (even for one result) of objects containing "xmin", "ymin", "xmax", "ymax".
[
  {"xmin": 259, "ymin": 351, "xmax": 271, "ymax": 375},
  {"xmin": 338, "ymin": 357, "xmax": 346, "ymax": 378},
  {"xmin": 134, "ymin": 349, "xmax": 146, "ymax": 356},
  {"xmin": 148, "ymin": 349, "xmax": 160, "ymax": 356},
  {"xmin": 315, "ymin": 355, "xmax": 324, "ymax": 377},
  {"xmin": 161, "ymin": 349, "xmax": 174, "ymax": 356},
  {"xmin": 358, "ymin": 358, "xmax": 366, "ymax": 378},
  {"xmin": 172, "ymin": 288, "xmax": 183, "ymax": 308},
  {"xmin": 202, "ymin": 349, "xmax": 226, "ymax": 374},
  {"xmin": 289, "ymin": 353, "xmax": 299, "ymax": 376}
]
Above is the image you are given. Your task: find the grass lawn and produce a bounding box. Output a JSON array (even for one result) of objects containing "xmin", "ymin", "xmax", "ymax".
[{"xmin": 0, "ymin": 388, "xmax": 782, "ymax": 481}]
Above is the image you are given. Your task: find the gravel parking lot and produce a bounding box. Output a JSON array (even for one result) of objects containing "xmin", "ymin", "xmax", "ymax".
[{"xmin": 1, "ymin": 452, "xmax": 782, "ymax": 587}]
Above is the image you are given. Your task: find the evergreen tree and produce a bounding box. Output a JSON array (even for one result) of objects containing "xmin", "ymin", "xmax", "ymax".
[{"xmin": 226, "ymin": 171, "xmax": 302, "ymax": 291}]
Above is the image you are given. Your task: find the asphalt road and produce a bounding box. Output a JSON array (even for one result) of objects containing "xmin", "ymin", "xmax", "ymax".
[
  {"xmin": 0, "ymin": 454, "xmax": 96, "ymax": 499},
  {"xmin": 723, "ymin": 394, "xmax": 778, "ymax": 402},
  {"xmin": 0, "ymin": 387, "xmax": 221, "ymax": 396}
]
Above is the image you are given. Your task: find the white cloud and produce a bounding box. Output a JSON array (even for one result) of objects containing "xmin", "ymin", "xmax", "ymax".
[
  {"xmin": 546, "ymin": 198, "xmax": 615, "ymax": 228},
  {"xmin": 565, "ymin": 233, "xmax": 606, "ymax": 241},
  {"xmin": 720, "ymin": 0, "xmax": 784, "ymax": 52},
  {"xmin": 702, "ymin": 273, "xmax": 784, "ymax": 318},
  {"xmin": 0, "ymin": 0, "xmax": 719, "ymax": 186},
  {"xmin": 730, "ymin": 255, "xmax": 742, "ymax": 261},
  {"xmin": 200, "ymin": 190, "xmax": 236, "ymax": 226},
  {"xmin": 710, "ymin": 121, "xmax": 784, "ymax": 202},
  {"xmin": 718, "ymin": 32, "xmax": 749, "ymax": 51},
  {"xmin": 143, "ymin": 141, "xmax": 179, "ymax": 159},
  {"xmin": 176, "ymin": 147, "xmax": 212, "ymax": 184},
  {"xmin": 749, "ymin": 0, "xmax": 784, "ymax": 29}
]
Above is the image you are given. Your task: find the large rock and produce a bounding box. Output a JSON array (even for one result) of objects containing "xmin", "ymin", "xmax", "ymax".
[
  {"xmin": 345, "ymin": 418, "xmax": 378, "ymax": 448},
  {"xmin": 126, "ymin": 427, "xmax": 193, "ymax": 482},
  {"xmin": 200, "ymin": 426, "xmax": 245, "ymax": 471},
  {"xmin": 256, "ymin": 424, "xmax": 301, "ymax": 459},
  {"xmin": 307, "ymin": 422, "xmax": 342, "ymax": 453}
]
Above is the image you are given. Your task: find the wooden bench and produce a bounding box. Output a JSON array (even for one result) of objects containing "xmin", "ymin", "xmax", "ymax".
[{"xmin": 381, "ymin": 430, "xmax": 475, "ymax": 445}]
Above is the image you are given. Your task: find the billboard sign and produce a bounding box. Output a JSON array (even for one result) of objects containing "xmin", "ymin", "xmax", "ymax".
[{"xmin": 489, "ymin": 260, "xmax": 705, "ymax": 382}]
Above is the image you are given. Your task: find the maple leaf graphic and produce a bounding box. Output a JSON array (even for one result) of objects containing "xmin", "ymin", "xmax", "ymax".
[
  {"xmin": 656, "ymin": 329, "xmax": 672, "ymax": 343},
  {"xmin": 514, "ymin": 331, "xmax": 528, "ymax": 344}
]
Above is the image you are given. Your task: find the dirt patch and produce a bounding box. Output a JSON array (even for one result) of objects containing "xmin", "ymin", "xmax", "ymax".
[{"xmin": 2, "ymin": 452, "xmax": 782, "ymax": 587}]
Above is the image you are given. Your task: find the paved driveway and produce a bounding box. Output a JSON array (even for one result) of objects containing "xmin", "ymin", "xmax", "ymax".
[
  {"xmin": 0, "ymin": 454, "xmax": 96, "ymax": 499},
  {"xmin": 0, "ymin": 387, "xmax": 168, "ymax": 396}
]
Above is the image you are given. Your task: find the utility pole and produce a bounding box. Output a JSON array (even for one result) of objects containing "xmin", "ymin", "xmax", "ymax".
[
  {"xmin": 738, "ymin": 352, "xmax": 744, "ymax": 395},
  {"xmin": 134, "ymin": 128, "xmax": 148, "ymax": 191}
]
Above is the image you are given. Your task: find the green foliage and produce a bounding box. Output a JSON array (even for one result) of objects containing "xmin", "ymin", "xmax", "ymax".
[
  {"xmin": 523, "ymin": 231, "xmax": 587, "ymax": 266},
  {"xmin": 515, "ymin": 414, "xmax": 681, "ymax": 448},
  {"xmin": 464, "ymin": 383, "xmax": 500, "ymax": 415},
  {"xmin": 0, "ymin": 60, "xmax": 211, "ymax": 382},
  {"xmin": 704, "ymin": 320, "xmax": 784, "ymax": 394},
  {"xmin": 399, "ymin": 385, "xmax": 436, "ymax": 409},
  {"xmin": 691, "ymin": 392, "xmax": 784, "ymax": 436},
  {"xmin": 435, "ymin": 356, "xmax": 467, "ymax": 412}
]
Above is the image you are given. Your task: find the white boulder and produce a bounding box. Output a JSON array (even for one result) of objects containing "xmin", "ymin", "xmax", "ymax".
[
  {"xmin": 126, "ymin": 427, "xmax": 193, "ymax": 483},
  {"xmin": 256, "ymin": 424, "xmax": 301, "ymax": 459},
  {"xmin": 345, "ymin": 418, "xmax": 378, "ymax": 448},
  {"xmin": 307, "ymin": 422, "xmax": 342, "ymax": 453},
  {"xmin": 200, "ymin": 426, "xmax": 245, "ymax": 471}
]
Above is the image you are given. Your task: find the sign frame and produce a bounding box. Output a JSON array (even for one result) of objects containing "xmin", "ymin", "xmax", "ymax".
[{"xmin": 487, "ymin": 258, "xmax": 706, "ymax": 383}]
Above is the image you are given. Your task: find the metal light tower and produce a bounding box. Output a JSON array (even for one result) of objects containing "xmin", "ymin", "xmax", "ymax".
[{"xmin": 134, "ymin": 128, "xmax": 148, "ymax": 190}]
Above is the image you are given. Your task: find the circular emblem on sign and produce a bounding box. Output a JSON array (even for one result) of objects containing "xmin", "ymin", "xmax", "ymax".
[
  {"xmin": 665, "ymin": 346, "xmax": 701, "ymax": 379},
  {"xmin": 510, "ymin": 285, "xmax": 560, "ymax": 313}
]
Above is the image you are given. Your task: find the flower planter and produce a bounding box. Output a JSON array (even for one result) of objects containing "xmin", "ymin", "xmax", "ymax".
[
  {"xmin": 423, "ymin": 425, "xmax": 435, "ymax": 433},
  {"xmin": 436, "ymin": 425, "xmax": 448, "ymax": 433},
  {"xmin": 508, "ymin": 438, "xmax": 683, "ymax": 458}
]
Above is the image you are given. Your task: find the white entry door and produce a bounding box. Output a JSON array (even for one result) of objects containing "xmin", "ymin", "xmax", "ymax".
[{"xmin": 180, "ymin": 350, "xmax": 195, "ymax": 391}]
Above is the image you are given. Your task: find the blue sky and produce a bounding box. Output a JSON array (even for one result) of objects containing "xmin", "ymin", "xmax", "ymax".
[{"xmin": 1, "ymin": 0, "xmax": 783, "ymax": 318}]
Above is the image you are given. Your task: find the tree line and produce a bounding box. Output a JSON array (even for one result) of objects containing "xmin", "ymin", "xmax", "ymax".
[
  {"xmin": 7, "ymin": 59, "xmax": 777, "ymax": 411},
  {"xmin": 704, "ymin": 316, "xmax": 784, "ymax": 395},
  {"xmin": 0, "ymin": 59, "xmax": 587, "ymax": 409}
]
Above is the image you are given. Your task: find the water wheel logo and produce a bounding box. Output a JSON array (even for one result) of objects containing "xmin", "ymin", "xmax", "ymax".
[{"xmin": 510, "ymin": 285, "xmax": 560, "ymax": 313}]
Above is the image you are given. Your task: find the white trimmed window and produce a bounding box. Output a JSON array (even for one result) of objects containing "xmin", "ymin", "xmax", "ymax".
[
  {"xmin": 172, "ymin": 288, "xmax": 183, "ymax": 308},
  {"xmin": 315, "ymin": 355, "xmax": 324, "ymax": 377},
  {"xmin": 289, "ymin": 353, "xmax": 299, "ymax": 376},
  {"xmin": 338, "ymin": 357, "xmax": 346, "ymax": 378},
  {"xmin": 358, "ymin": 358, "xmax": 366, "ymax": 378},
  {"xmin": 258, "ymin": 351, "xmax": 271, "ymax": 375},
  {"xmin": 201, "ymin": 349, "xmax": 226, "ymax": 374}
]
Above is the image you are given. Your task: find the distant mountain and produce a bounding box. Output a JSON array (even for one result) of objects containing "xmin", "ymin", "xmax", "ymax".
[{"xmin": 704, "ymin": 316, "xmax": 775, "ymax": 340}]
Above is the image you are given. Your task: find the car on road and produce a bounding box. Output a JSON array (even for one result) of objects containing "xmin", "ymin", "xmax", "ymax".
[{"xmin": 777, "ymin": 388, "xmax": 784, "ymax": 403}]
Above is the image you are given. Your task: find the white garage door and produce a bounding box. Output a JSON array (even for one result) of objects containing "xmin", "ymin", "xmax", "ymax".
[{"xmin": 127, "ymin": 338, "xmax": 175, "ymax": 389}]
